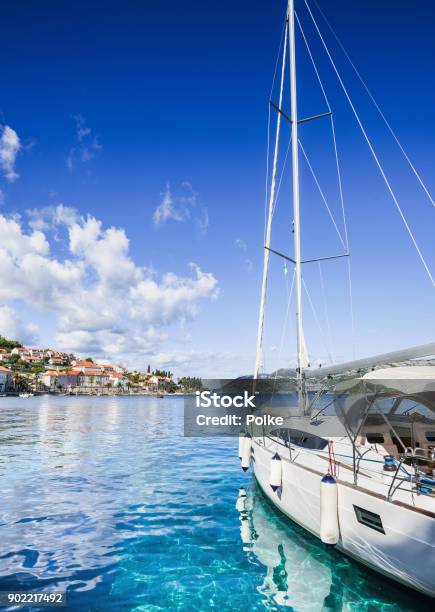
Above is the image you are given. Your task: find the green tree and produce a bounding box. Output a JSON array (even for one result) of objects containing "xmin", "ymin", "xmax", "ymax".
[
  {"xmin": 0, "ymin": 336, "xmax": 22, "ymax": 350},
  {"xmin": 12, "ymin": 373, "xmax": 31, "ymax": 392},
  {"xmin": 85, "ymin": 357, "xmax": 94, "ymax": 363}
]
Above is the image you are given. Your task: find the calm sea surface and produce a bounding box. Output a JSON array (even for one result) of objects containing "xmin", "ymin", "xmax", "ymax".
[{"xmin": 0, "ymin": 396, "xmax": 430, "ymax": 611}]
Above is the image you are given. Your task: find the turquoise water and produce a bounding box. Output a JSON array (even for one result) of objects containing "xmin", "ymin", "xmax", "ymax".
[{"xmin": 0, "ymin": 396, "xmax": 430, "ymax": 611}]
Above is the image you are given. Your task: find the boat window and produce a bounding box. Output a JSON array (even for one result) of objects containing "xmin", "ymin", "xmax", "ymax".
[
  {"xmin": 425, "ymin": 431, "xmax": 435, "ymax": 442},
  {"xmin": 366, "ymin": 433, "xmax": 384, "ymax": 444},
  {"xmin": 270, "ymin": 428, "xmax": 328, "ymax": 450},
  {"xmin": 353, "ymin": 505, "xmax": 385, "ymax": 534}
]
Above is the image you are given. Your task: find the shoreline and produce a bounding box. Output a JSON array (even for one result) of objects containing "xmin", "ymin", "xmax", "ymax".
[{"xmin": 1, "ymin": 391, "xmax": 193, "ymax": 398}]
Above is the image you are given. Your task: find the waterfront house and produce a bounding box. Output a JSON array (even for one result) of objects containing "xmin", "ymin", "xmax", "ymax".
[
  {"xmin": 0, "ymin": 365, "xmax": 12, "ymax": 393},
  {"xmin": 11, "ymin": 347, "xmax": 31, "ymax": 357},
  {"xmin": 48, "ymin": 357, "xmax": 69, "ymax": 367},
  {"xmin": 41, "ymin": 370, "xmax": 80, "ymax": 390},
  {"xmin": 108, "ymin": 371, "xmax": 129, "ymax": 390},
  {"xmin": 40, "ymin": 370, "xmax": 61, "ymax": 389},
  {"xmin": 78, "ymin": 369, "xmax": 110, "ymax": 388},
  {"xmin": 72, "ymin": 360, "xmax": 105, "ymax": 373},
  {"xmin": 23, "ymin": 355, "xmax": 44, "ymax": 365}
]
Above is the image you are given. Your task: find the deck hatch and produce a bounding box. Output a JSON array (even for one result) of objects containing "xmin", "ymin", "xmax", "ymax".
[{"xmin": 353, "ymin": 505, "xmax": 385, "ymax": 534}]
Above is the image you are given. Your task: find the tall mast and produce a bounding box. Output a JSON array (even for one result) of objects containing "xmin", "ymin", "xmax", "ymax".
[{"xmin": 288, "ymin": 0, "xmax": 304, "ymax": 381}]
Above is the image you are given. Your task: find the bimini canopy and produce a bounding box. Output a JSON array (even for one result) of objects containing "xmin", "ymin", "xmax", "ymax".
[
  {"xmin": 325, "ymin": 365, "xmax": 435, "ymax": 439},
  {"xmin": 362, "ymin": 366, "xmax": 435, "ymax": 396}
]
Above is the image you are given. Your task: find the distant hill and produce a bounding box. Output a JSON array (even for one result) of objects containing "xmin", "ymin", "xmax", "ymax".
[{"xmin": 0, "ymin": 336, "xmax": 23, "ymax": 350}]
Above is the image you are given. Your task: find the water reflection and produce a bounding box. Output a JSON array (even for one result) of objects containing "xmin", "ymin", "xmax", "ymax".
[
  {"xmin": 236, "ymin": 485, "xmax": 425, "ymax": 611},
  {"xmin": 0, "ymin": 396, "xmax": 431, "ymax": 611}
]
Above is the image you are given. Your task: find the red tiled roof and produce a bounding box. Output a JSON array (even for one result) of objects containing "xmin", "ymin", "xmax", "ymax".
[
  {"xmin": 75, "ymin": 360, "xmax": 100, "ymax": 366},
  {"xmin": 0, "ymin": 365, "xmax": 11, "ymax": 372},
  {"xmin": 80, "ymin": 369, "xmax": 109, "ymax": 376}
]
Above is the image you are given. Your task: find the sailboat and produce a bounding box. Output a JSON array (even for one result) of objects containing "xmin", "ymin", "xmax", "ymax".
[{"xmin": 242, "ymin": 0, "xmax": 435, "ymax": 598}]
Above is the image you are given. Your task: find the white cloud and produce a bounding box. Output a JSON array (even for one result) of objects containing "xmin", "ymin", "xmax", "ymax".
[
  {"xmin": 244, "ymin": 258, "xmax": 253, "ymax": 273},
  {"xmin": 0, "ymin": 125, "xmax": 21, "ymax": 182},
  {"xmin": 27, "ymin": 204, "xmax": 79, "ymax": 231},
  {"xmin": 67, "ymin": 115, "xmax": 102, "ymax": 171},
  {"xmin": 153, "ymin": 184, "xmax": 183, "ymax": 225},
  {"xmin": 234, "ymin": 239, "xmax": 253, "ymax": 272},
  {"xmin": 234, "ymin": 239, "xmax": 247, "ymax": 251},
  {"xmin": 0, "ymin": 305, "xmax": 38, "ymax": 345},
  {"xmin": 196, "ymin": 207, "xmax": 209, "ymax": 235},
  {"xmin": 153, "ymin": 182, "xmax": 209, "ymax": 233},
  {"xmin": 0, "ymin": 209, "xmax": 218, "ymax": 369},
  {"xmin": 149, "ymin": 349, "xmax": 255, "ymax": 378}
]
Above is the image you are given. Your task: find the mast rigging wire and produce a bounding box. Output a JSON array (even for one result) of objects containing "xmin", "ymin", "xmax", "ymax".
[
  {"xmin": 264, "ymin": 19, "xmax": 289, "ymax": 244},
  {"xmin": 311, "ymin": 0, "xmax": 435, "ymax": 209},
  {"xmin": 303, "ymin": 0, "xmax": 434, "ymax": 287},
  {"xmin": 255, "ymin": 17, "xmax": 289, "ymax": 377},
  {"xmin": 302, "ymin": 277, "xmax": 334, "ymax": 365},
  {"xmin": 296, "ymin": 10, "xmax": 356, "ymax": 356},
  {"xmin": 298, "ymin": 139, "xmax": 346, "ymax": 249},
  {"xmin": 318, "ymin": 262, "xmax": 334, "ymax": 364}
]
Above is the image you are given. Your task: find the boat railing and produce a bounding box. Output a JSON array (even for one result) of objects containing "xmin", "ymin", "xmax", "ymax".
[
  {"xmin": 253, "ymin": 425, "xmax": 435, "ymax": 503},
  {"xmin": 387, "ymin": 447, "xmax": 435, "ymax": 502},
  {"xmin": 251, "ymin": 424, "xmax": 294, "ymax": 461}
]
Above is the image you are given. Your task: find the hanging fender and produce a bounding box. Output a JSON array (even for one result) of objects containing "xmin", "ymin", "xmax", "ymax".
[
  {"xmin": 241, "ymin": 433, "xmax": 252, "ymax": 471},
  {"xmin": 238, "ymin": 433, "xmax": 245, "ymax": 459},
  {"xmin": 269, "ymin": 452, "xmax": 282, "ymax": 491},
  {"xmin": 320, "ymin": 473, "xmax": 340, "ymax": 545}
]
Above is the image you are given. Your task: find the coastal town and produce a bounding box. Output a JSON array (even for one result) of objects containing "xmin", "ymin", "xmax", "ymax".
[{"xmin": 0, "ymin": 335, "xmax": 200, "ymax": 395}]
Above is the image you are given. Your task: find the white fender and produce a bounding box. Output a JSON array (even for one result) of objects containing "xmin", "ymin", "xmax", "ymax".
[
  {"xmin": 236, "ymin": 487, "xmax": 247, "ymax": 512},
  {"xmin": 240, "ymin": 517, "xmax": 252, "ymax": 544},
  {"xmin": 269, "ymin": 452, "xmax": 282, "ymax": 491},
  {"xmin": 238, "ymin": 433, "xmax": 245, "ymax": 459},
  {"xmin": 241, "ymin": 434, "xmax": 252, "ymax": 471},
  {"xmin": 320, "ymin": 474, "xmax": 339, "ymax": 545}
]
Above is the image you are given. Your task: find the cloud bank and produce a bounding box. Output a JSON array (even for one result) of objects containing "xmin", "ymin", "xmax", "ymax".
[{"xmin": 0, "ymin": 207, "xmax": 218, "ymax": 369}]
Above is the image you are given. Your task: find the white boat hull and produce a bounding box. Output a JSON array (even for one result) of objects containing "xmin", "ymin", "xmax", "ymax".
[{"xmin": 252, "ymin": 438, "xmax": 435, "ymax": 598}]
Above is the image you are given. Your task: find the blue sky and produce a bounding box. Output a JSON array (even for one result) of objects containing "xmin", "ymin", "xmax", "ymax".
[{"xmin": 0, "ymin": 0, "xmax": 434, "ymax": 376}]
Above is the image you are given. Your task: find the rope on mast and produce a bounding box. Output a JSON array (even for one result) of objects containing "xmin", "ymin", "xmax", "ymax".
[{"xmin": 304, "ymin": 0, "xmax": 435, "ymax": 288}]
